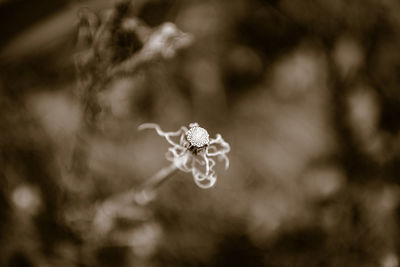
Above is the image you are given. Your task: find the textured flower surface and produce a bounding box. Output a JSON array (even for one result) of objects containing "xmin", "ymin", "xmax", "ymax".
[{"xmin": 139, "ymin": 122, "xmax": 230, "ymax": 188}]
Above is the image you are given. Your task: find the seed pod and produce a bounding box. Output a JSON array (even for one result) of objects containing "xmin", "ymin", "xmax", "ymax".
[{"xmin": 186, "ymin": 126, "xmax": 209, "ymax": 148}]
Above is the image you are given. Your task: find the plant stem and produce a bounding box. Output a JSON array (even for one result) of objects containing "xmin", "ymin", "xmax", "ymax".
[
  {"xmin": 99, "ymin": 163, "xmax": 178, "ymax": 214},
  {"xmin": 135, "ymin": 163, "xmax": 178, "ymax": 205},
  {"xmin": 92, "ymin": 164, "xmax": 178, "ymax": 233}
]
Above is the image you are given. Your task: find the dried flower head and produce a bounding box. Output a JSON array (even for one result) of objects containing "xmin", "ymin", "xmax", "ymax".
[
  {"xmin": 186, "ymin": 126, "xmax": 209, "ymax": 147},
  {"xmin": 139, "ymin": 122, "xmax": 230, "ymax": 188}
]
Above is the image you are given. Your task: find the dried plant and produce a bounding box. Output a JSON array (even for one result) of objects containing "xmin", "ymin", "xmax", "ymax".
[
  {"xmin": 70, "ymin": 0, "xmax": 200, "ymax": 245},
  {"xmin": 72, "ymin": 1, "xmax": 193, "ymax": 174},
  {"xmin": 93, "ymin": 123, "xmax": 230, "ymax": 236},
  {"xmin": 139, "ymin": 122, "xmax": 230, "ymax": 189}
]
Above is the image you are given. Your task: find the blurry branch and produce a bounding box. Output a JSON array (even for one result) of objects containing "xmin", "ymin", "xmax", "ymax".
[
  {"xmin": 107, "ymin": 22, "xmax": 193, "ymax": 77},
  {"xmin": 74, "ymin": 0, "xmax": 193, "ymax": 129},
  {"xmin": 72, "ymin": 0, "xmax": 193, "ymax": 175},
  {"xmin": 69, "ymin": 0, "xmax": 193, "ymax": 237}
]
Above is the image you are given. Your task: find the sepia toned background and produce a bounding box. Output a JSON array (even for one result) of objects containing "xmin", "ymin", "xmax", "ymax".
[{"xmin": 1, "ymin": 0, "xmax": 400, "ymax": 266}]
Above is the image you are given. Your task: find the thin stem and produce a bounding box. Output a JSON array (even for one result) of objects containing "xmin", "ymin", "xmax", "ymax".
[
  {"xmin": 97, "ymin": 163, "xmax": 178, "ymax": 219},
  {"xmin": 135, "ymin": 163, "xmax": 178, "ymax": 205},
  {"xmin": 140, "ymin": 163, "xmax": 178, "ymax": 191},
  {"xmin": 92, "ymin": 164, "xmax": 178, "ymax": 234}
]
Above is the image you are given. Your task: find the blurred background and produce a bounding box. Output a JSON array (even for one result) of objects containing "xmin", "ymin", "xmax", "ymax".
[{"xmin": 1, "ymin": 0, "xmax": 400, "ymax": 266}]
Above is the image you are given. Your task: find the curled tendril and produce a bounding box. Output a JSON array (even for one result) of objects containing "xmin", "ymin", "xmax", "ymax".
[{"xmin": 139, "ymin": 122, "xmax": 230, "ymax": 188}]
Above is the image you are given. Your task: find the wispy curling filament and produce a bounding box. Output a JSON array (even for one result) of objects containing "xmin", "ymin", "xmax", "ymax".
[{"xmin": 138, "ymin": 122, "xmax": 230, "ymax": 188}]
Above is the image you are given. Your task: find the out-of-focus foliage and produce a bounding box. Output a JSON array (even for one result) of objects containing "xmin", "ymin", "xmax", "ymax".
[{"xmin": 1, "ymin": 0, "xmax": 400, "ymax": 266}]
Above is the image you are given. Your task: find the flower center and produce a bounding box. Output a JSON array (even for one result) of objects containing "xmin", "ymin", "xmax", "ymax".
[{"xmin": 186, "ymin": 126, "xmax": 209, "ymax": 147}]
